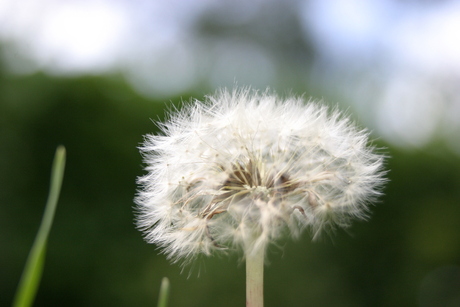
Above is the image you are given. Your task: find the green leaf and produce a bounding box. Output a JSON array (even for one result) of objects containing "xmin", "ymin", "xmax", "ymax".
[
  {"xmin": 157, "ymin": 277, "xmax": 170, "ymax": 307},
  {"xmin": 13, "ymin": 146, "xmax": 66, "ymax": 307}
]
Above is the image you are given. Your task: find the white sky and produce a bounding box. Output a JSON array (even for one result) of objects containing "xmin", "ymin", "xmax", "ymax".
[{"xmin": 2, "ymin": 0, "xmax": 459, "ymax": 79}]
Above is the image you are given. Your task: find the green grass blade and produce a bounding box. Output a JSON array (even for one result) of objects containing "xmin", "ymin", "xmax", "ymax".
[
  {"xmin": 13, "ymin": 146, "xmax": 66, "ymax": 307},
  {"xmin": 157, "ymin": 277, "xmax": 170, "ymax": 307}
]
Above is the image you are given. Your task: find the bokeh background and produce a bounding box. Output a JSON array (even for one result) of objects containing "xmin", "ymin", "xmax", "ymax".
[{"xmin": 2, "ymin": 1, "xmax": 460, "ymax": 306}]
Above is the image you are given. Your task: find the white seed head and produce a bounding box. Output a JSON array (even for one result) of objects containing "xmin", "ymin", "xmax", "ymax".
[{"xmin": 135, "ymin": 88, "xmax": 386, "ymax": 263}]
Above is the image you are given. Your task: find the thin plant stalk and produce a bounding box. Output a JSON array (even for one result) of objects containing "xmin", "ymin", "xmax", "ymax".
[
  {"xmin": 157, "ymin": 277, "xmax": 170, "ymax": 307},
  {"xmin": 13, "ymin": 146, "xmax": 66, "ymax": 307},
  {"xmin": 246, "ymin": 247, "xmax": 264, "ymax": 307}
]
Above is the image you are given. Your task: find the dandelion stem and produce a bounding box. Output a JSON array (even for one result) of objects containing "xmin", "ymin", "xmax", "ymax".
[{"xmin": 246, "ymin": 247, "xmax": 264, "ymax": 307}]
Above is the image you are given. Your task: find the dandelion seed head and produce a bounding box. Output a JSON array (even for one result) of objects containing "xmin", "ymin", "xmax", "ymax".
[{"xmin": 135, "ymin": 87, "xmax": 386, "ymax": 263}]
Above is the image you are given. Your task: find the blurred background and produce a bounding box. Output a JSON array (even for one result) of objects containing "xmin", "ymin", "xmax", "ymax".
[{"xmin": 1, "ymin": 0, "xmax": 460, "ymax": 306}]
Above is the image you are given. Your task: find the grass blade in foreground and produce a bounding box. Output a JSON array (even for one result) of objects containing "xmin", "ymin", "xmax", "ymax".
[
  {"xmin": 157, "ymin": 277, "xmax": 170, "ymax": 307},
  {"xmin": 13, "ymin": 146, "xmax": 66, "ymax": 307}
]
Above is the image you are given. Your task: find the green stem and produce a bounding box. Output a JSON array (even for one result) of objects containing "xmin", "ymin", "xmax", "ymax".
[
  {"xmin": 246, "ymin": 247, "xmax": 264, "ymax": 307},
  {"xmin": 13, "ymin": 146, "xmax": 66, "ymax": 307},
  {"xmin": 157, "ymin": 277, "xmax": 170, "ymax": 307}
]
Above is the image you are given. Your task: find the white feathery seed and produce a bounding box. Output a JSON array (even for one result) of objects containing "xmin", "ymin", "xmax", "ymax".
[{"xmin": 135, "ymin": 88, "xmax": 386, "ymax": 263}]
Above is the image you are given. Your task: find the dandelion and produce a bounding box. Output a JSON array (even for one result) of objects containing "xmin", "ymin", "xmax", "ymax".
[{"xmin": 135, "ymin": 87, "xmax": 386, "ymax": 307}]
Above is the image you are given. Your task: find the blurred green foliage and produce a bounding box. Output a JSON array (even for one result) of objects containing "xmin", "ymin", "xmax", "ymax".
[{"xmin": 1, "ymin": 71, "xmax": 460, "ymax": 307}]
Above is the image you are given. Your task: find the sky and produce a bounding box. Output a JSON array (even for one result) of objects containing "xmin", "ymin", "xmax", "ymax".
[{"xmin": 1, "ymin": 0, "xmax": 460, "ymax": 153}]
